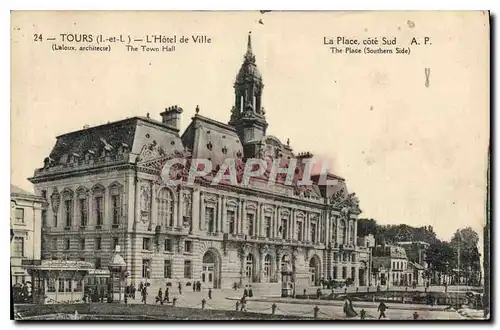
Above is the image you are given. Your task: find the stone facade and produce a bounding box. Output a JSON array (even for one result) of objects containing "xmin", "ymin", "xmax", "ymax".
[
  {"xmin": 29, "ymin": 33, "xmax": 369, "ymax": 290},
  {"xmin": 11, "ymin": 185, "xmax": 45, "ymax": 284}
]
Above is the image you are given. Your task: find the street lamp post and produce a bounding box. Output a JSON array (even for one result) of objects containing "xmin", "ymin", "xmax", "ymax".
[{"xmin": 456, "ymin": 233, "xmax": 461, "ymax": 307}]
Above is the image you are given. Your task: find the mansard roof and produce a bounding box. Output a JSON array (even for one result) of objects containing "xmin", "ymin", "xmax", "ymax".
[{"xmin": 29, "ymin": 116, "xmax": 183, "ymax": 182}]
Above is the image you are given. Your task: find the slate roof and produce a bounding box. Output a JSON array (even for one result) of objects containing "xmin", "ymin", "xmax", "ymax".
[{"xmin": 11, "ymin": 184, "xmax": 36, "ymax": 197}]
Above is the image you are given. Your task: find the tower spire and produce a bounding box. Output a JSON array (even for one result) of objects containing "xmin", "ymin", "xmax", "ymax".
[
  {"xmin": 247, "ymin": 31, "xmax": 252, "ymax": 53},
  {"xmin": 244, "ymin": 31, "xmax": 255, "ymax": 63}
]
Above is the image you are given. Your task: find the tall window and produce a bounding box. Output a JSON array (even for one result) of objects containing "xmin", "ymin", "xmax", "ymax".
[
  {"xmin": 64, "ymin": 199, "xmax": 72, "ymax": 227},
  {"xmin": 184, "ymin": 260, "xmax": 192, "ymax": 278},
  {"xmin": 111, "ymin": 194, "xmax": 120, "ymax": 225},
  {"xmin": 52, "ymin": 238, "xmax": 57, "ymax": 251},
  {"xmin": 164, "ymin": 238, "xmax": 173, "ymax": 252},
  {"xmin": 13, "ymin": 237, "xmax": 24, "ymax": 257},
  {"xmin": 95, "ymin": 237, "xmax": 101, "ymax": 250},
  {"xmin": 265, "ymin": 216, "xmax": 271, "ymax": 238},
  {"xmin": 95, "ymin": 257, "xmax": 101, "ymax": 269},
  {"xmin": 164, "ymin": 260, "xmax": 172, "ymax": 278},
  {"xmin": 95, "ymin": 196, "xmax": 103, "ymax": 226},
  {"xmin": 65, "ymin": 239, "xmax": 70, "ymax": 250},
  {"xmin": 227, "ymin": 210, "xmax": 236, "ymax": 234},
  {"xmin": 15, "ymin": 208, "xmax": 24, "ymax": 224},
  {"xmin": 158, "ymin": 188, "xmax": 174, "ymax": 227},
  {"xmin": 58, "ymin": 278, "xmax": 65, "ymax": 292},
  {"xmin": 296, "ymin": 221, "xmax": 303, "ymax": 241},
  {"xmin": 349, "ymin": 222, "xmax": 354, "ymax": 245},
  {"xmin": 79, "ymin": 198, "xmax": 87, "ymax": 227},
  {"xmin": 143, "ymin": 238, "xmax": 151, "ymax": 251},
  {"xmin": 264, "ymin": 254, "xmax": 271, "ymax": 280},
  {"xmin": 80, "ymin": 238, "xmax": 85, "ymax": 250},
  {"xmin": 142, "ymin": 259, "xmax": 151, "ymax": 278},
  {"xmin": 245, "ymin": 254, "xmax": 254, "ymax": 281},
  {"xmin": 205, "ymin": 207, "xmax": 215, "ymax": 233},
  {"xmin": 311, "ymin": 223, "xmax": 317, "ymax": 243},
  {"xmin": 281, "ymin": 218, "xmax": 288, "ymax": 239},
  {"xmin": 247, "ymin": 213, "xmax": 254, "ymax": 236},
  {"xmin": 338, "ymin": 220, "xmax": 346, "ymax": 245}
]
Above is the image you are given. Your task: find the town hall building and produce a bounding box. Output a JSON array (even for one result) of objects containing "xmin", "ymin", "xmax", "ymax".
[{"xmin": 29, "ymin": 33, "xmax": 368, "ymax": 292}]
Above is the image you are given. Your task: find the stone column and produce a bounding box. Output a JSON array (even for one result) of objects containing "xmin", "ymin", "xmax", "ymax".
[
  {"xmin": 221, "ymin": 196, "xmax": 226, "ymax": 233},
  {"xmin": 240, "ymin": 200, "xmax": 245, "ymax": 235},
  {"xmin": 275, "ymin": 207, "xmax": 280, "ymax": 238},
  {"xmin": 276, "ymin": 250, "xmax": 282, "ymax": 283},
  {"xmin": 217, "ymin": 195, "xmax": 222, "ymax": 233},
  {"xmin": 135, "ymin": 179, "xmax": 141, "ymax": 228},
  {"xmin": 199, "ymin": 192, "xmax": 205, "ymax": 231},
  {"xmin": 336, "ymin": 263, "xmax": 342, "ymax": 279},
  {"xmin": 354, "ymin": 266, "xmax": 360, "ymax": 286},
  {"xmin": 151, "ymin": 183, "xmax": 157, "ymax": 228},
  {"xmin": 353, "ymin": 219, "xmax": 357, "ymax": 246},
  {"xmin": 305, "ymin": 213, "xmax": 310, "ymax": 242},
  {"xmin": 177, "ymin": 189, "xmax": 183, "ymax": 228},
  {"xmin": 291, "ymin": 209, "xmax": 295, "ymax": 240}
]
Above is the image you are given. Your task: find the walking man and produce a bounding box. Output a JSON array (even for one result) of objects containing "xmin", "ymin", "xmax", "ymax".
[
  {"xmin": 208, "ymin": 288, "xmax": 212, "ymax": 300},
  {"xmin": 178, "ymin": 282, "xmax": 182, "ymax": 295},
  {"xmin": 141, "ymin": 287, "xmax": 148, "ymax": 304},
  {"xmin": 158, "ymin": 288, "xmax": 163, "ymax": 305},
  {"xmin": 377, "ymin": 301, "xmax": 387, "ymax": 319}
]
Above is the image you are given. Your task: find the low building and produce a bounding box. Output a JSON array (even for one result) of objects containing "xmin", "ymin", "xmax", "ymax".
[
  {"xmin": 10, "ymin": 184, "xmax": 46, "ymax": 284},
  {"xmin": 372, "ymin": 245, "xmax": 414, "ymax": 287}
]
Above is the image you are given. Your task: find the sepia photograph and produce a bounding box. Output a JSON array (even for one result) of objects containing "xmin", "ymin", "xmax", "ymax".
[{"xmin": 10, "ymin": 10, "xmax": 490, "ymax": 321}]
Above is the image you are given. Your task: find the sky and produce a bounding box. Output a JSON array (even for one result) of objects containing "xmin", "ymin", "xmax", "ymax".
[{"xmin": 11, "ymin": 11, "xmax": 489, "ymax": 243}]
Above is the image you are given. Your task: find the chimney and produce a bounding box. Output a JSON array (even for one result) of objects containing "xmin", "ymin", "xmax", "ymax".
[{"xmin": 160, "ymin": 105, "xmax": 183, "ymax": 130}]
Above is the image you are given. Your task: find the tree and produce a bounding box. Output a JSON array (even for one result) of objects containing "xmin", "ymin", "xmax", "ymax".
[
  {"xmin": 425, "ymin": 241, "xmax": 455, "ymax": 284},
  {"xmin": 451, "ymin": 228, "xmax": 481, "ymax": 285}
]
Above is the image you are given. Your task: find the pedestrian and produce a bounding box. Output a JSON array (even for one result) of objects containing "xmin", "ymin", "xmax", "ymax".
[
  {"xmin": 132, "ymin": 284, "xmax": 136, "ymax": 299},
  {"xmin": 360, "ymin": 309, "xmax": 366, "ymax": 320},
  {"xmin": 158, "ymin": 288, "xmax": 163, "ymax": 305},
  {"xmin": 243, "ymin": 287, "xmax": 248, "ymax": 297},
  {"xmin": 193, "ymin": 281, "xmax": 196, "ymax": 292},
  {"xmin": 141, "ymin": 287, "xmax": 148, "ymax": 304},
  {"xmin": 248, "ymin": 286, "xmax": 253, "ymax": 298},
  {"xmin": 413, "ymin": 311, "xmax": 419, "ymax": 320},
  {"xmin": 139, "ymin": 281, "xmax": 144, "ymax": 292},
  {"xmin": 208, "ymin": 288, "xmax": 212, "ymax": 300},
  {"xmin": 377, "ymin": 301, "xmax": 387, "ymax": 319},
  {"xmin": 178, "ymin": 282, "xmax": 182, "ymax": 294},
  {"xmin": 240, "ymin": 295, "xmax": 247, "ymax": 311},
  {"xmin": 197, "ymin": 281, "xmax": 201, "ymax": 292},
  {"xmin": 165, "ymin": 287, "xmax": 170, "ymax": 303}
]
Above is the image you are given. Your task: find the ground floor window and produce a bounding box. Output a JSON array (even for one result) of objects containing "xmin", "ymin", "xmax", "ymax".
[
  {"xmin": 58, "ymin": 278, "xmax": 64, "ymax": 292},
  {"xmin": 47, "ymin": 279, "xmax": 56, "ymax": 292},
  {"xmin": 142, "ymin": 259, "xmax": 151, "ymax": 278},
  {"xmin": 164, "ymin": 260, "xmax": 172, "ymax": 278},
  {"xmin": 184, "ymin": 260, "xmax": 192, "ymax": 279},
  {"xmin": 75, "ymin": 280, "xmax": 83, "ymax": 292}
]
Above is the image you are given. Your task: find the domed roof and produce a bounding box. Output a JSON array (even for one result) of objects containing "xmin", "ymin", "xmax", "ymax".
[{"xmin": 108, "ymin": 245, "xmax": 127, "ymax": 270}]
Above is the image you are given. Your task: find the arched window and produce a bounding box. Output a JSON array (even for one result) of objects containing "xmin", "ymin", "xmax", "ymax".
[
  {"xmin": 264, "ymin": 255, "xmax": 271, "ymax": 282},
  {"xmin": 349, "ymin": 222, "xmax": 355, "ymax": 245},
  {"xmin": 338, "ymin": 220, "xmax": 346, "ymax": 245},
  {"xmin": 245, "ymin": 254, "xmax": 254, "ymax": 282},
  {"xmin": 158, "ymin": 188, "xmax": 174, "ymax": 227}
]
